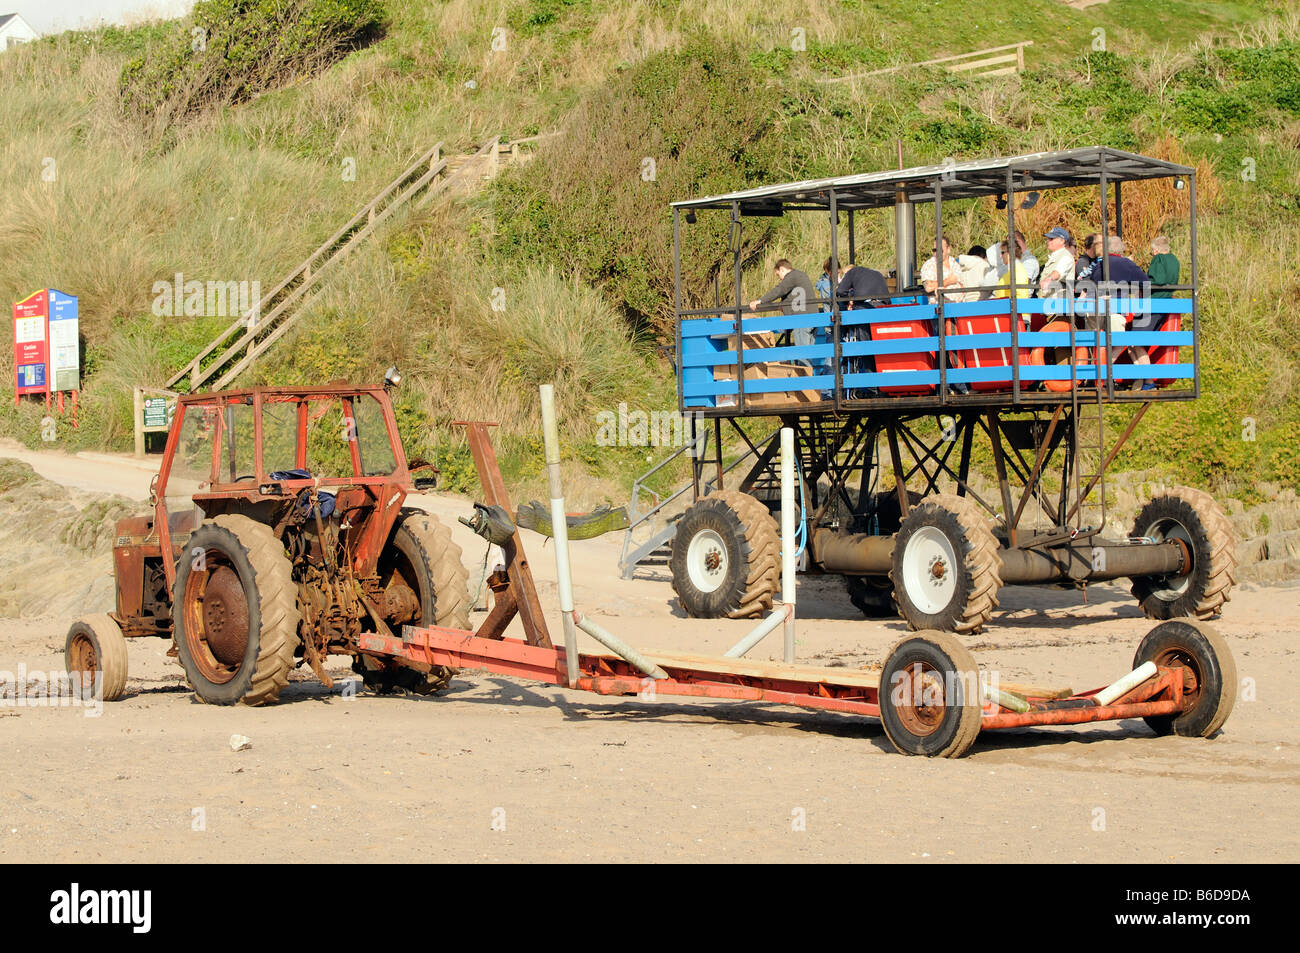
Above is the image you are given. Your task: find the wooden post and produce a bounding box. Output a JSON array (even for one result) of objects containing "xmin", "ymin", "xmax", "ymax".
[
  {"xmin": 133, "ymin": 386, "xmax": 145, "ymax": 458},
  {"xmin": 1017, "ymin": 43, "xmax": 1026, "ymax": 72}
]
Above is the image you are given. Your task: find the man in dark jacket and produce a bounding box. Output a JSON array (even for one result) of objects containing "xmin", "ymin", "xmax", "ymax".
[
  {"xmin": 836, "ymin": 263, "xmax": 891, "ymax": 310},
  {"xmin": 1093, "ymin": 236, "xmax": 1152, "ymax": 385},
  {"xmin": 750, "ymin": 259, "xmax": 817, "ymax": 361}
]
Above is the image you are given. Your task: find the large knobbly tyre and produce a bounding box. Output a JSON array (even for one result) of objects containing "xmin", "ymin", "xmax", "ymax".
[
  {"xmin": 364, "ymin": 510, "xmax": 470, "ymax": 695},
  {"xmin": 845, "ymin": 576, "xmax": 896, "ymax": 618},
  {"xmin": 879, "ymin": 630, "xmax": 983, "ymax": 758},
  {"xmin": 1129, "ymin": 487, "xmax": 1236, "ymax": 621},
  {"xmin": 1133, "ymin": 618, "xmax": 1236, "ymax": 738},
  {"xmin": 891, "ymin": 493, "xmax": 1002, "ymax": 634},
  {"xmin": 173, "ymin": 514, "xmax": 301, "ymax": 706},
  {"xmin": 670, "ymin": 489, "xmax": 780, "ymax": 619},
  {"xmin": 65, "ymin": 613, "xmax": 128, "ymax": 702}
]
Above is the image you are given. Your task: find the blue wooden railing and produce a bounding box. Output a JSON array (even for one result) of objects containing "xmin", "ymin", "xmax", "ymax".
[{"xmin": 680, "ymin": 297, "xmax": 1195, "ymax": 408}]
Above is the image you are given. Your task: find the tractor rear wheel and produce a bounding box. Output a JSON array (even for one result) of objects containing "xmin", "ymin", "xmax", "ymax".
[
  {"xmin": 670, "ymin": 489, "xmax": 780, "ymax": 619},
  {"xmin": 1133, "ymin": 618, "xmax": 1236, "ymax": 738},
  {"xmin": 1129, "ymin": 487, "xmax": 1236, "ymax": 621},
  {"xmin": 173, "ymin": 515, "xmax": 301, "ymax": 706},
  {"xmin": 361, "ymin": 510, "xmax": 470, "ymax": 695},
  {"xmin": 891, "ymin": 494, "xmax": 1002, "ymax": 634},
  {"xmin": 65, "ymin": 613, "xmax": 128, "ymax": 702}
]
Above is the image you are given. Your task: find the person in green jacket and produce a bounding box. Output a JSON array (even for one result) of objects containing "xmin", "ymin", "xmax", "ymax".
[{"xmin": 1148, "ymin": 236, "xmax": 1180, "ymax": 299}]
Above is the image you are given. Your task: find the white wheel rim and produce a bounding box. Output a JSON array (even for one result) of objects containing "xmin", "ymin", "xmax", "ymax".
[
  {"xmin": 1145, "ymin": 518, "xmax": 1193, "ymax": 598},
  {"xmin": 902, "ymin": 526, "xmax": 959, "ymax": 615},
  {"xmin": 687, "ymin": 529, "xmax": 729, "ymax": 594}
]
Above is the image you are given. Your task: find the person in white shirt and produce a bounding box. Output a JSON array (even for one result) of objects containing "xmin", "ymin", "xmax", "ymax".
[
  {"xmin": 1038, "ymin": 227, "xmax": 1075, "ymax": 295},
  {"xmin": 920, "ymin": 237, "xmax": 964, "ymax": 304}
]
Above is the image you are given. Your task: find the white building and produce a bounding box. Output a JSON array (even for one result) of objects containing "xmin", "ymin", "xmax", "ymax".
[{"xmin": 0, "ymin": 12, "xmax": 38, "ymax": 50}]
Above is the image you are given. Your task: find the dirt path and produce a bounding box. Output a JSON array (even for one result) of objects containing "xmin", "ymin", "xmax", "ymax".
[{"xmin": 0, "ymin": 445, "xmax": 1295, "ymax": 863}]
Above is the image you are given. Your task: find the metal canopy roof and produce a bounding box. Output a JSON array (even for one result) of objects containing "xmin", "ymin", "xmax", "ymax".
[{"xmin": 671, "ymin": 146, "xmax": 1193, "ymax": 214}]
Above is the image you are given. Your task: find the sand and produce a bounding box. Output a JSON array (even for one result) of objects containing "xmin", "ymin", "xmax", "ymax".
[{"xmin": 0, "ymin": 445, "xmax": 1296, "ymax": 863}]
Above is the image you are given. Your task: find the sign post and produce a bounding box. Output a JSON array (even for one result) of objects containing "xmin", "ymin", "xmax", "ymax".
[
  {"xmin": 12, "ymin": 289, "xmax": 50, "ymax": 406},
  {"xmin": 12, "ymin": 288, "xmax": 79, "ymax": 424}
]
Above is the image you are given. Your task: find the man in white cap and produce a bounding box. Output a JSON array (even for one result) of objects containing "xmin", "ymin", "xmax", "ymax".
[{"xmin": 1038, "ymin": 227, "xmax": 1075, "ymax": 295}]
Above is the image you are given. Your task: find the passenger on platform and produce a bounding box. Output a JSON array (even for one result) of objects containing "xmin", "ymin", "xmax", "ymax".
[
  {"xmin": 1093, "ymin": 235, "xmax": 1153, "ymax": 387},
  {"xmin": 749, "ymin": 259, "xmax": 816, "ymax": 365},
  {"xmin": 920, "ymin": 237, "xmax": 964, "ymax": 305},
  {"xmin": 1015, "ymin": 230, "xmax": 1041, "ymax": 283},
  {"xmin": 1074, "ymin": 233, "xmax": 1103, "ymax": 284},
  {"xmin": 835, "ymin": 263, "xmax": 892, "ymax": 394},
  {"xmin": 1147, "ymin": 236, "xmax": 1179, "ymax": 299},
  {"xmin": 816, "ymin": 257, "xmax": 835, "ymax": 312},
  {"xmin": 836, "ymin": 262, "xmax": 891, "ymax": 310},
  {"xmin": 957, "ymin": 250, "xmax": 996, "ymax": 299},
  {"xmin": 1038, "ymin": 227, "xmax": 1075, "ymax": 295},
  {"xmin": 993, "ymin": 241, "xmax": 1033, "ymax": 299}
]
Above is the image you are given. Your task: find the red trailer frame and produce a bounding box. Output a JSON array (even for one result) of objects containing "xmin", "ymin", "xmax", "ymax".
[{"xmin": 355, "ymin": 423, "xmax": 1228, "ymax": 759}]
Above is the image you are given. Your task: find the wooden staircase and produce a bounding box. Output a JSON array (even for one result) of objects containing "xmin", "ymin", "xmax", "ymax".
[{"xmin": 165, "ymin": 135, "xmax": 536, "ymax": 393}]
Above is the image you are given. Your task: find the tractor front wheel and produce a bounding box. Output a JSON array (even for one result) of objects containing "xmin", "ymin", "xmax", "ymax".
[
  {"xmin": 891, "ymin": 494, "xmax": 1002, "ymax": 634},
  {"xmin": 65, "ymin": 614, "xmax": 128, "ymax": 702},
  {"xmin": 670, "ymin": 490, "xmax": 779, "ymax": 619},
  {"xmin": 173, "ymin": 515, "xmax": 301, "ymax": 706}
]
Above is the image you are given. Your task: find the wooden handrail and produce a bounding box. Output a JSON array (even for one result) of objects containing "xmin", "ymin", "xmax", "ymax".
[
  {"xmin": 164, "ymin": 134, "xmax": 539, "ymax": 393},
  {"xmin": 817, "ymin": 41, "xmax": 1033, "ymax": 84}
]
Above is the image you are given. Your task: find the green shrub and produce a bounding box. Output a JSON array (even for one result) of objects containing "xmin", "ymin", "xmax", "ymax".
[
  {"xmin": 493, "ymin": 37, "xmax": 784, "ymax": 336},
  {"xmin": 119, "ymin": 0, "xmax": 386, "ymax": 130}
]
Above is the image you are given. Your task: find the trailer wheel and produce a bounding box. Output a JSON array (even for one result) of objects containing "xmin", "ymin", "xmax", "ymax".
[
  {"xmin": 65, "ymin": 614, "xmax": 128, "ymax": 702},
  {"xmin": 880, "ymin": 630, "xmax": 983, "ymax": 757},
  {"xmin": 173, "ymin": 515, "xmax": 301, "ymax": 706},
  {"xmin": 1129, "ymin": 487, "xmax": 1236, "ymax": 620},
  {"xmin": 670, "ymin": 489, "xmax": 779, "ymax": 619},
  {"xmin": 891, "ymin": 494, "xmax": 1002, "ymax": 634},
  {"xmin": 364, "ymin": 511, "xmax": 470, "ymax": 695},
  {"xmin": 1133, "ymin": 619, "xmax": 1236, "ymax": 738}
]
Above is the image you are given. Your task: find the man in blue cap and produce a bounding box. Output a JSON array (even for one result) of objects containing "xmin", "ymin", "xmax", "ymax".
[{"xmin": 1038, "ymin": 227, "xmax": 1075, "ymax": 295}]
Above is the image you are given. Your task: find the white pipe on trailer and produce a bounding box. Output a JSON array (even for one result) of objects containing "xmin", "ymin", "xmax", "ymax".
[
  {"xmin": 724, "ymin": 427, "xmax": 797, "ymax": 660},
  {"xmin": 780, "ymin": 426, "xmax": 796, "ymax": 663},
  {"xmin": 723, "ymin": 603, "xmax": 792, "ymax": 659},
  {"xmin": 540, "ymin": 384, "xmax": 667, "ymax": 685},
  {"xmin": 1093, "ymin": 660, "xmax": 1158, "ymax": 707},
  {"xmin": 572, "ymin": 611, "xmax": 668, "ymax": 680},
  {"xmin": 539, "ymin": 384, "xmax": 580, "ymax": 687}
]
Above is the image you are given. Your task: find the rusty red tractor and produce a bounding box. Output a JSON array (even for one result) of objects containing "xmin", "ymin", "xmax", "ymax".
[{"xmin": 64, "ymin": 383, "xmax": 471, "ymax": 705}]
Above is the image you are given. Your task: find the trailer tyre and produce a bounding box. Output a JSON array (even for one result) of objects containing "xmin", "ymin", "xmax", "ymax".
[
  {"xmin": 880, "ymin": 630, "xmax": 983, "ymax": 757},
  {"xmin": 670, "ymin": 490, "xmax": 780, "ymax": 619},
  {"xmin": 173, "ymin": 515, "xmax": 301, "ymax": 706},
  {"xmin": 1129, "ymin": 487, "xmax": 1236, "ymax": 621},
  {"xmin": 891, "ymin": 494, "xmax": 1002, "ymax": 634},
  {"xmin": 364, "ymin": 510, "xmax": 471, "ymax": 695},
  {"xmin": 65, "ymin": 614, "xmax": 128, "ymax": 702},
  {"xmin": 1133, "ymin": 618, "xmax": 1236, "ymax": 738}
]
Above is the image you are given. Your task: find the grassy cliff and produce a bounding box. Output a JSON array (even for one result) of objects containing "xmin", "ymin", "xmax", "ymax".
[{"xmin": 1, "ymin": 0, "xmax": 1297, "ymax": 503}]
